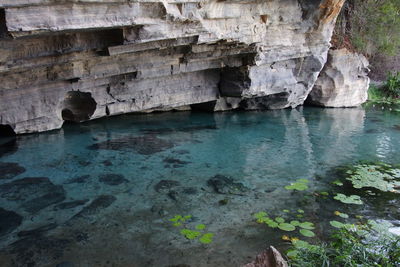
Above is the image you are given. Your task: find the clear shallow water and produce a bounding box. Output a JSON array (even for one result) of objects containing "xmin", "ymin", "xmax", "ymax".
[{"xmin": 0, "ymin": 106, "xmax": 400, "ymax": 266}]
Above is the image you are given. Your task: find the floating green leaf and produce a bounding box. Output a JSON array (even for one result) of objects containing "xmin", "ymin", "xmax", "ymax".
[
  {"xmin": 254, "ymin": 211, "xmax": 268, "ymax": 219},
  {"xmin": 299, "ymin": 229, "xmax": 315, "ymax": 237},
  {"xmin": 180, "ymin": 229, "xmax": 201, "ymax": 240},
  {"xmin": 334, "ymin": 193, "xmax": 363, "ymax": 205},
  {"xmin": 266, "ymin": 220, "xmax": 279, "ymax": 228},
  {"xmin": 173, "ymin": 222, "xmax": 182, "ymax": 227},
  {"xmin": 283, "ymin": 209, "xmax": 290, "ymax": 213},
  {"xmin": 334, "ymin": 211, "xmax": 349, "ymax": 218},
  {"xmin": 345, "ymin": 164, "xmax": 400, "ymax": 193},
  {"xmin": 275, "ymin": 217, "xmax": 285, "ymax": 223},
  {"xmin": 299, "ymin": 222, "xmax": 315, "ymax": 230},
  {"xmin": 169, "ymin": 215, "xmax": 183, "ymax": 222},
  {"xmin": 332, "ymin": 180, "xmax": 343, "ymax": 186},
  {"xmin": 320, "ymin": 191, "xmax": 329, "ymax": 196},
  {"xmin": 285, "ymin": 179, "xmax": 309, "ymax": 191},
  {"xmin": 278, "ymin": 223, "xmax": 296, "ymax": 231},
  {"xmin": 330, "ymin": 220, "xmax": 345, "ymax": 228},
  {"xmin": 286, "ymin": 250, "xmax": 299, "ymax": 258},
  {"xmin": 290, "ymin": 220, "xmax": 300, "ymax": 226},
  {"xmin": 199, "ymin": 233, "xmax": 214, "ymax": 244},
  {"xmin": 195, "ymin": 224, "xmax": 206, "ymax": 230},
  {"xmin": 297, "ymin": 209, "xmax": 304, "ymax": 213}
]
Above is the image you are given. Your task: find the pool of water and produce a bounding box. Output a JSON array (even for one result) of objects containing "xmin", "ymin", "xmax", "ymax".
[{"xmin": 0, "ymin": 106, "xmax": 400, "ymax": 266}]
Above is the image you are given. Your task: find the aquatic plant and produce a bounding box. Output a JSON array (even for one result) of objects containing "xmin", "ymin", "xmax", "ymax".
[
  {"xmin": 199, "ymin": 233, "xmax": 214, "ymax": 244},
  {"xmin": 286, "ymin": 220, "xmax": 400, "ymax": 266},
  {"xmin": 168, "ymin": 215, "xmax": 214, "ymax": 244},
  {"xmin": 254, "ymin": 211, "xmax": 315, "ymax": 238},
  {"xmin": 180, "ymin": 229, "xmax": 201, "ymax": 240},
  {"xmin": 334, "ymin": 211, "xmax": 349, "ymax": 218},
  {"xmin": 333, "ymin": 193, "xmax": 363, "ymax": 205},
  {"xmin": 195, "ymin": 224, "xmax": 206, "ymax": 230},
  {"xmin": 345, "ymin": 164, "xmax": 400, "ymax": 193},
  {"xmin": 329, "ymin": 220, "xmax": 345, "ymax": 229},
  {"xmin": 332, "ymin": 180, "xmax": 343, "ymax": 186},
  {"xmin": 299, "ymin": 229, "xmax": 315, "ymax": 237},
  {"xmin": 285, "ymin": 179, "xmax": 309, "ymax": 191}
]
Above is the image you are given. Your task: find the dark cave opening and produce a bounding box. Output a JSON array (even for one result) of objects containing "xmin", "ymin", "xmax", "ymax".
[
  {"xmin": 0, "ymin": 124, "xmax": 16, "ymax": 137},
  {"xmin": 61, "ymin": 91, "xmax": 97, "ymax": 122}
]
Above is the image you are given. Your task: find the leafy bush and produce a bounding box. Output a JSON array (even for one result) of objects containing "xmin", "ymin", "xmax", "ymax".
[
  {"xmin": 335, "ymin": 0, "xmax": 400, "ymax": 56},
  {"xmin": 383, "ymin": 71, "xmax": 400, "ymax": 98}
]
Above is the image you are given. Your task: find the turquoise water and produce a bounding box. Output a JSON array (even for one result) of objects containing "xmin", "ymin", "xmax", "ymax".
[{"xmin": 0, "ymin": 106, "xmax": 400, "ymax": 266}]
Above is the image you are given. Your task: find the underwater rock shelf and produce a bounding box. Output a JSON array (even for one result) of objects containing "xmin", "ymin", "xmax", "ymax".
[{"xmin": 0, "ymin": 0, "xmax": 345, "ymax": 134}]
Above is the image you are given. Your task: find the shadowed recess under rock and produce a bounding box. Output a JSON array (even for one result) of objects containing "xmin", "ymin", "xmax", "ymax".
[{"xmin": 61, "ymin": 91, "xmax": 97, "ymax": 122}]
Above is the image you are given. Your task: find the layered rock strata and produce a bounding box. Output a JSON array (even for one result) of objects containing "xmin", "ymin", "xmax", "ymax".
[
  {"xmin": 0, "ymin": 0, "xmax": 344, "ymax": 134},
  {"xmin": 307, "ymin": 48, "xmax": 369, "ymax": 107}
]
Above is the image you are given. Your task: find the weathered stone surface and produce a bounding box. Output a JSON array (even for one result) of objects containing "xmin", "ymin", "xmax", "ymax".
[
  {"xmin": 307, "ymin": 48, "xmax": 370, "ymax": 107},
  {"xmin": 0, "ymin": 0, "xmax": 345, "ymax": 134},
  {"xmin": 244, "ymin": 246, "xmax": 288, "ymax": 267}
]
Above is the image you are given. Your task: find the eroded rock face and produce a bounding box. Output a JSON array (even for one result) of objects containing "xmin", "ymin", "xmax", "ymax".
[
  {"xmin": 307, "ymin": 48, "xmax": 370, "ymax": 107},
  {"xmin": 0, "ymin": 0, "xmax": 344, "ymax": 134}
]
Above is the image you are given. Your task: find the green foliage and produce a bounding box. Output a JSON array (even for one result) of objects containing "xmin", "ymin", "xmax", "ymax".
[
  {"xmin": 346, "ymin": 0, "xmax": 400, "ymax": 56},
  {"xmin": 180, "ymin": 229, "xmax": 201, "ymax": 240},
  {"xmin": 333, "ymin": 193, "xmax": 363, "ymax": 205},
  {"xmin": 298, "ymin": 222, "xmax": 315, "ymax": 230},
  {"xmin": 330, "ymin": 220, "xmax": 345, "ymax": 229},
  {"xmin": 345, "ymin": 163, "xmax": 400, "ymax": 193},
  {"xmin": 278, "ymin": 223, "xmax": 296, "ymax": 232},
  {"xmin": 285, "ymin": 179, "xmax": 309, "ymax": 191},
  {"xmin": 384, "ymin": 72, "xmax": 400, "ymax": 98},
  {"xmin": 199, "ymin": 233, "xmax": 214, "ymax": 244},
  {"xmin": 288, "ymin": 221, "xmax": 400, "ymax": 267},
  {"xmin": 168, "ymin": 215, "xmax": 214, "ymax": 244},
  {"xmin": 299, "ymin": 229, "xmax": 315, "ymax": 238}
]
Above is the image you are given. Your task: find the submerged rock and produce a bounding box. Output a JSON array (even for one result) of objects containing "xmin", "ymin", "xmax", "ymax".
[
  {"xmin": 64, "ymin": 175, "xmax": 90, "ymax": 184},
  {"xmin": 99, "ymin": 173, "xmax": 127, "ymax": 185},
  {"xmin": 87, "ymin": 135, "xmax": 174, "ymax": 155},
  {"xmin": 207, "ymin": 174, "xmax": 249, "ymax": 195},
  {"xmin": 0, "ymin": 208, "xmax": 23, "ymax": 237},
  {"xmin": 0, "ymin": 162, "xmax": 26, "ymax": 180},
  {"xmin": 8, "ymin": 235, "xmax": 70, "ymax": 267},
  {"xmin": 0, "ymin": 177, "xmax": 66, "ymax": 212},
  {"xmin": 17, "ymin": 223, "xmax": 58, "ymax": 238},
  {"xmin": 154, "ymin": 180, "xmax": 181, "ymax": 193},
  {"xmin": 53, "ymin": 199, "xmax": 89, "ymax": 210},
  {"xmin": 72, "ymin": 195, "xmax": 116, "ymax": 218},
  {"xmin": 21, "ymin": 188, "xmax": 66, "ymax": 213}
]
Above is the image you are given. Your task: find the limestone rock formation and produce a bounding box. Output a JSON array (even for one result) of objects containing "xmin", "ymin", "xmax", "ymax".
[
  {"xmin": 307, "ymin": 48, "xmax": 370, "ymax": 107},
  {"xmin": 0, "ymin": 0, "xmax": 344, "ymax": 134}
]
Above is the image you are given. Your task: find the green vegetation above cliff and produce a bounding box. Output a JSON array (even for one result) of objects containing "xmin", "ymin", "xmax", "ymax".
[{"xmin": 335, "ymin": 0, "xmax": 400, "ymax": 56}]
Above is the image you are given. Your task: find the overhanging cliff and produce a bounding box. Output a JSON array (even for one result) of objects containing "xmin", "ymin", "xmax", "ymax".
[{"xmin": 0, "ymin": 0, "xmax": 344, "ymax": 134}]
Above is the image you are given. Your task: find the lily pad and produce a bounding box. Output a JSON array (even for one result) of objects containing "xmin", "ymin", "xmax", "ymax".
[
  {"xmin": 332, "ymin": 180, "xmax": 343, "ymax": 186},
  {"xmin": 334, "ymin": 193, "xmax": 363, "ymax": 205},
  {"xmin": 199, "ymin": 233, "xmax": 214, "ymax": 244},
  {"xmin": 330, "ymin": 220, "xmax": 345, "ymax": 228},
  {"xmin": 345, "ymin": 164, "xmax": 400, "ymax": 193},
  {"xmin": 254, "ymin": 211, "xmax": 268, "ymax": 219},
  {"xmin": 180, "ymin": 229, "xmax": 201, "ymax": 240},
  {"xmin": 285, "ymin": 179, "xmax": 309, "ymax": 191},
  {"xmin": 299, "ymin": 229, "xmax": 315, "ymax": 237},
  {"xmin": 290, "ymin": 220, "xmax": 300, "ymax": 226},
  {"xmin": 195, "ymin": 224, "xmax": 206, "ymax": 230},
  {"xmin": 298, "ymin": 222, "xmax": 315, "ymax": 230},
  {"xmin": 278, "ymin": 223, "xmax": 296, "ymax": 231},
  {"xmin": 275, "ymin": 217, "xmax": 285, "ymax": 223}
]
